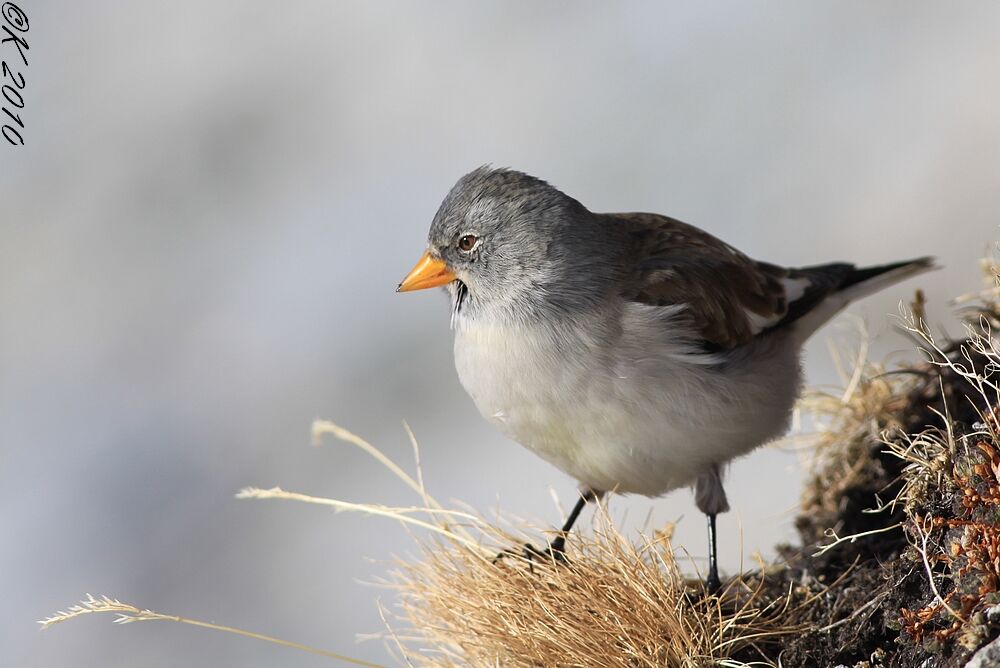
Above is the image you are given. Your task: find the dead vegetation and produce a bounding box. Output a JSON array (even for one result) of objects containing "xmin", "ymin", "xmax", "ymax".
[{"xmin": 387, "ymin": 512, "xmax": 803, "ymax": 667}]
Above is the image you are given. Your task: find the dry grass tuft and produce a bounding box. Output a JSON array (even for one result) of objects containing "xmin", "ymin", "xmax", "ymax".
[
  {"xmin": 304, "ymin": 421, "xmax": 803, "ymax": 666},
  {"xmin": 386, "ymin": 511, "xmax": 801, "ymax": 667}
]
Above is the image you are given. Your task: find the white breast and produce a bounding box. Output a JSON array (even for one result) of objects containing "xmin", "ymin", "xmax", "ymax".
[{"xmin": 452, "ymin": 306, "xmax": 803, "ymax": 496}]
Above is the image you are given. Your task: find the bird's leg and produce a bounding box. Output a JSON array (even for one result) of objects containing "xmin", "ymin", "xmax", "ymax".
[
  {"xmin": 705, "ymin": 513, "xmax": 721, "ymax": 594},
  {"xmin": 695, "ymin": 465, "xmax": 729, "ymax": 594},
  {"xmin": 494, "ymin": 488, "xmax": 598, "ymax": 564},
  {"xmin": 534, "ymin": 490, "xmax": 591, "ymax": 558}
]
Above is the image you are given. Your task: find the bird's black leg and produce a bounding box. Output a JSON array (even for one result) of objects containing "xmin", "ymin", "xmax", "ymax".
[
  {"xmin": 705, "ymin": 512, "xmax": 721, "ymax": 594},
  {"xmin": 544, "ymin": 492, "xmax": 590, "ymax": 556},
  {"xmin": 695, "ymin": 465, "xmax": 728, "ymax": 593},
  {"xmin": 494, "ymin": 489, "xmax": 596, "ymax": 564}
]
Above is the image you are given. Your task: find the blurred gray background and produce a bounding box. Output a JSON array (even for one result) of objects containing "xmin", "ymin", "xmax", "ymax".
[{"xmin": 3, "ymin": 1, "xmax": 998, "ymax": 666}]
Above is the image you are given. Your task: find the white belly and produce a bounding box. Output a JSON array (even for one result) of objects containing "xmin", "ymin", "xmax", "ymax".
[{"xmin": 453, "ymin": 314, "xmax": 801, "ymax": 496}]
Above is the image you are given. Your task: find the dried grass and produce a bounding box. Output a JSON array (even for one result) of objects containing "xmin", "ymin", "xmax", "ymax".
[
  {"xmin": 796, "ymin": 341, "xmax": 916, "ymax": 554},
  {"xmin": 386, "ymin": 511, "xmax": 801, "ymax": 667},
  {"xmin": 38, "ymin": 594, "xmax": 384, "ymax": 667},
  {"xmin": 309, "ymin": 422, "xmax": 803, "ymax": 667}
]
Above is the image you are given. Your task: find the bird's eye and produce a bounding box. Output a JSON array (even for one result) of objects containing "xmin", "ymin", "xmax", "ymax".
[{"xmin": 457, "ymin": 234, "xmax": 478, "ymax": 252}]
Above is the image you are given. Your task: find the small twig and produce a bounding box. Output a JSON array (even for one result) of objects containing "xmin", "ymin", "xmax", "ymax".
[
  {"xmin": 841, "ymin": 323, "xmax": 870, "ymax": 404},
  {"xmin": 813, "ymin": 523, "xmax": 903, "ymax": 557},
  {"xmin": 374, "ymin": 598, "xmax": 416, "ymax": 668},
  {"xmin": 817, "ymin": 591, "xmax": 889, "ymax": 632},
  {"xmin": 912, "ymin": 517, "xmax": 966, "ymax": 623},
  {"xmin": 401, "ymin": 421, "xmax": 430, "ymax": 509},
  {"xmin": 236, "ymin": 486, "xmax": 488, "ymax": 553},
  {"xmin": 39, "ymin": 594, "xmax": 384, "ymax": 667},
  {"xmin": 312, "ymin": 419, "xmax": 442, "ymax": 510}
]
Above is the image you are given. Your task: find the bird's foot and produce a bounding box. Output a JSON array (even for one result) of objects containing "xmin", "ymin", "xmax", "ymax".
[
  {"xmin": 704, "ymin": 571, "xmax": 722, "ymax": 596},
  {"xmin": 493, "ymin": 535, "xmax": 568, "ymax": 566}
]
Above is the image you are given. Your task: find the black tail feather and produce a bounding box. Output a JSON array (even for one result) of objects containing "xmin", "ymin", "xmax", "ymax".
[
  {"xmin": 840, "ymin": 257, "xmax": 935, "ymax": 291},
  {"xmin": 775, "ymin": 256, "xmax": 934, "ymax": 331}
]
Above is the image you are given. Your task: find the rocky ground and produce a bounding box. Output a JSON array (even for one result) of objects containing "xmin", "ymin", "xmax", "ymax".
[{"xmin": 730, "ymin": 293, "xmax": 1000, "ymax": 667}]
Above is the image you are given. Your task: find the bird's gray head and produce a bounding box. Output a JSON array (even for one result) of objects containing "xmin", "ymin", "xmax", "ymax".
[{"xmin": 398, "ymin": 167, "xmax": 612, "ymax": 323}]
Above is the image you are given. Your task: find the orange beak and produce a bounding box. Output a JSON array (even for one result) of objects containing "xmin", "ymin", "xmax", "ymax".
[{"xmin": 396, "ymin": 251, "xmax": 457, "ymax": 292}]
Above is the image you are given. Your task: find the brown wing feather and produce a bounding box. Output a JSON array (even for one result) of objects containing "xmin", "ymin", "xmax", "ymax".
[{"xmin": 604, "ymin": 212, "xmax": 792, "ymax": 350}]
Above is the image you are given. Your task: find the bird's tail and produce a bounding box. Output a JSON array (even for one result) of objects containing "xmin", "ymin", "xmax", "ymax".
[
  {"xmin": 837, "ymin": 256, "xmax": 936, "ymax": 302},
  {"xmin": 789, "ymin": 256, "xmax": 936, "ymax": 342}
]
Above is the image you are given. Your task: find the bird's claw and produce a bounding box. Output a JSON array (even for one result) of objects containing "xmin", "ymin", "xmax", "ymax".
[
  {"xmin": 704, "ymin": 572, "xmax": 722, "ymax": 596},
  {"xmin": 492, "ymin": 538, "xmax": 568, "ymax": 566}
]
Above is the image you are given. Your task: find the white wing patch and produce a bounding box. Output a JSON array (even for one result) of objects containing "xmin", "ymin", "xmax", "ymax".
[
  {"xmin": 744, "ymin": 309, "xmax": 781, "ymax": 334},
  {"xmin": 743, "ymin": 275, "xmax": 813, "ymax": 335},
  {"xmin": 782, "ymin": 276, "xmax": 812, "ymax": 303}
]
